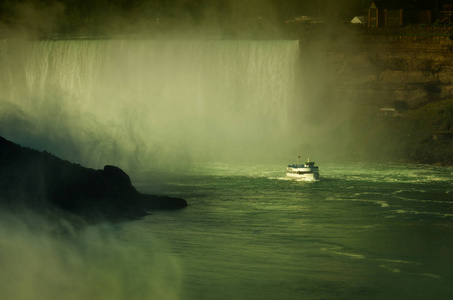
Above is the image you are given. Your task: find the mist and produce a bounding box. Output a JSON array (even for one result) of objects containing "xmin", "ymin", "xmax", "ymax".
[
  {"xmin": 0, "ymin": 210, "xmax": 181, "ymax": 300},
  {"xmin": 0, "ymin": 0, "xmax": 368, "ymax": 38},
  {"xmin": 0, "ymin": 38, "xmax": 304, "ymax": 171},
  {"xmin": 0, "ymin": 0, "xmax": 382, "ymax": 173},
  {"xmin": 0, "ymin": 2, "xmax": 431, "ymax": 298},
  {"xmin": 0, "ymin": 0, "xmax": 281, "ymax": 38}
]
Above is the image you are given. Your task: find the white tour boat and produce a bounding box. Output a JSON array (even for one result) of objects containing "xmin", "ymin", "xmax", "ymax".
[{"xmin": 286, "ymin": 157, "xmax": 320, "ymax": 181}]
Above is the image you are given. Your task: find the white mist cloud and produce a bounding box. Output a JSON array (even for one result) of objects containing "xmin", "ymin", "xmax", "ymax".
[
  {"xmin": 0, "ymin": 39, "xmax": 300, "ymax": 171},
  {"xmin": 0, "ymin": 211, "xmax": 182, "ymax": 300}
]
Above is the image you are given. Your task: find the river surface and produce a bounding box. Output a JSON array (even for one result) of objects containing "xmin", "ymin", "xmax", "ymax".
[{"xmin": 118, "ymin": 162, "xmax": 453, "ymax": 300}]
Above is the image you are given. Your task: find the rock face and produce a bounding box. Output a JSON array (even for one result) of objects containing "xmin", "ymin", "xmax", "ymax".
[
  {"xmin": 299, "ymin": 27, "xmax": 453, "ymax": 109},
  {"xmin": 0, "ymin": 136, "xmax": 187, "ymax": 222}
]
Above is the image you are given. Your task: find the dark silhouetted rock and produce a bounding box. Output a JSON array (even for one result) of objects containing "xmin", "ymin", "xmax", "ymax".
[{"xmin": 0, "ymin": 136, "xmax": 187, "ymax": 222}]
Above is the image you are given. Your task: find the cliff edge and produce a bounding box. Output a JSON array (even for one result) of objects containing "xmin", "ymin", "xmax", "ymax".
[{"xmin": 0, "ymin": 136, "xmax": 187, "ymax": 222}]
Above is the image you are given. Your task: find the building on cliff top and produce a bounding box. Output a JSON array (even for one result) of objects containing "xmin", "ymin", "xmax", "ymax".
[
  {"xmin": 365, "ymin": 0, "xmax": 453, "ymax": 27},
  {"xmin": 368, "ymin": 1, "xmax": 403, "ymax": 28}
]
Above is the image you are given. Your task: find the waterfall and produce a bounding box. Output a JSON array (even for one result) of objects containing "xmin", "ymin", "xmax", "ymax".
[{"xmin": 0, "ymin": 39, "xmax": 299, "ymax": 171}]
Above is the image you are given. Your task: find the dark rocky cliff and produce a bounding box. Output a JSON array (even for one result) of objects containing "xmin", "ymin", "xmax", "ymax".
[
  {"xmin": 299, "ymin": 26, "xmax": 453, "ymax": 109},
  {"xmin": 296, "ymin": 25, "xmax": 453, "ymax": 165},
  {"xmin": 0, "ymin": 136, "xmax": 187, "ymax": 222}
]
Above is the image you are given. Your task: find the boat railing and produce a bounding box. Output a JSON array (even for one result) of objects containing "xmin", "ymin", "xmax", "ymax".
[{"xmin": 288, "ymin": 163, "xmax": 315, "ymax": 168}]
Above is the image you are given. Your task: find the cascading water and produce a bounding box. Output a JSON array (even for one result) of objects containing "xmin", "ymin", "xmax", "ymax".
[{"xmin": 0, "ymin": 39, "xmax": 299, "ymax": 172}]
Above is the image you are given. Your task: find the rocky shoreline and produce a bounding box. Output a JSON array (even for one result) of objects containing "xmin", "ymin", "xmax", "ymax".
[{"xmin": 0, "ymin": 136, "xmax": 187, "ymax": 223}]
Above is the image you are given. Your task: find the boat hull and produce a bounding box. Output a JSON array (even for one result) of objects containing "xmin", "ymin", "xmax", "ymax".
[
  {"xmin": 286, "ymin": 171, "xmax": 320, "ymax": 181},
  {"xmin": 286, "ymin": 165, "xmax": 320, "ymax": 181}
]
